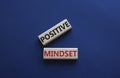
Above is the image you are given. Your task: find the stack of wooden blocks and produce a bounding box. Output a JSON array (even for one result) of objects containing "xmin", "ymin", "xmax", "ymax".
[{"xmin": 38, "ymin": 19, "xmax": 78, "ymax": 60}]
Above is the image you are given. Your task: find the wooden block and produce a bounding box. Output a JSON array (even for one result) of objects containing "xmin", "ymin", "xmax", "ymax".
[
  {"xmin": 43, "ymin": 48, "xmax": 78, "ymax": 60},
  {"xmin": 38, "ymin": 19, "xmax": 72, "ymax": 46}
]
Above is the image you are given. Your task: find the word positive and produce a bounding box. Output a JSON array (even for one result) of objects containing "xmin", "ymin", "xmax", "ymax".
[{"xmin": 38, "ymin": 19, "xmax": 72, "ymax": 46}]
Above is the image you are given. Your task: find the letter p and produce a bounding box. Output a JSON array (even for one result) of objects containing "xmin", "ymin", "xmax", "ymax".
[{"xmin": 40, "ymin": 37, "xmax": 45, "ymax": 43}]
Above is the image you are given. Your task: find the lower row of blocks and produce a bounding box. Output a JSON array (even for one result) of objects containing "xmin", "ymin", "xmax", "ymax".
[{"xmin": 43, "ymin": 48, "xmax": 78, "ymax": 60}]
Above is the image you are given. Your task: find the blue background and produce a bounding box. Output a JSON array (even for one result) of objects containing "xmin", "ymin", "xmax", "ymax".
[{"xmin": 0, "ymin": 0, "xmax": 120, "ymax": 78}]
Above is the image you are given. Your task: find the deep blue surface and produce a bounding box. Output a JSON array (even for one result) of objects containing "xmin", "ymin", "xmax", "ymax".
[{"xmin": 0, "ymin": 0, "xmax": 120, "ymax": 78}]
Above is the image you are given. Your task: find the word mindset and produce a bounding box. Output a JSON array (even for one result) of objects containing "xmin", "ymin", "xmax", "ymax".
[
  {"xmin": 38, "ymin": 19, "xmax": 72, "ymax": 46},
  {"xmin": 43, "ymin": 48, "xmax": 78, "ymax": 60}
]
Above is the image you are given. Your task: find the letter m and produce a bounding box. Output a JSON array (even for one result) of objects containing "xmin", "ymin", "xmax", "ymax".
[{"xmin": 44, "ymin": 51, "xmax": 50, "ymax": 57}]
